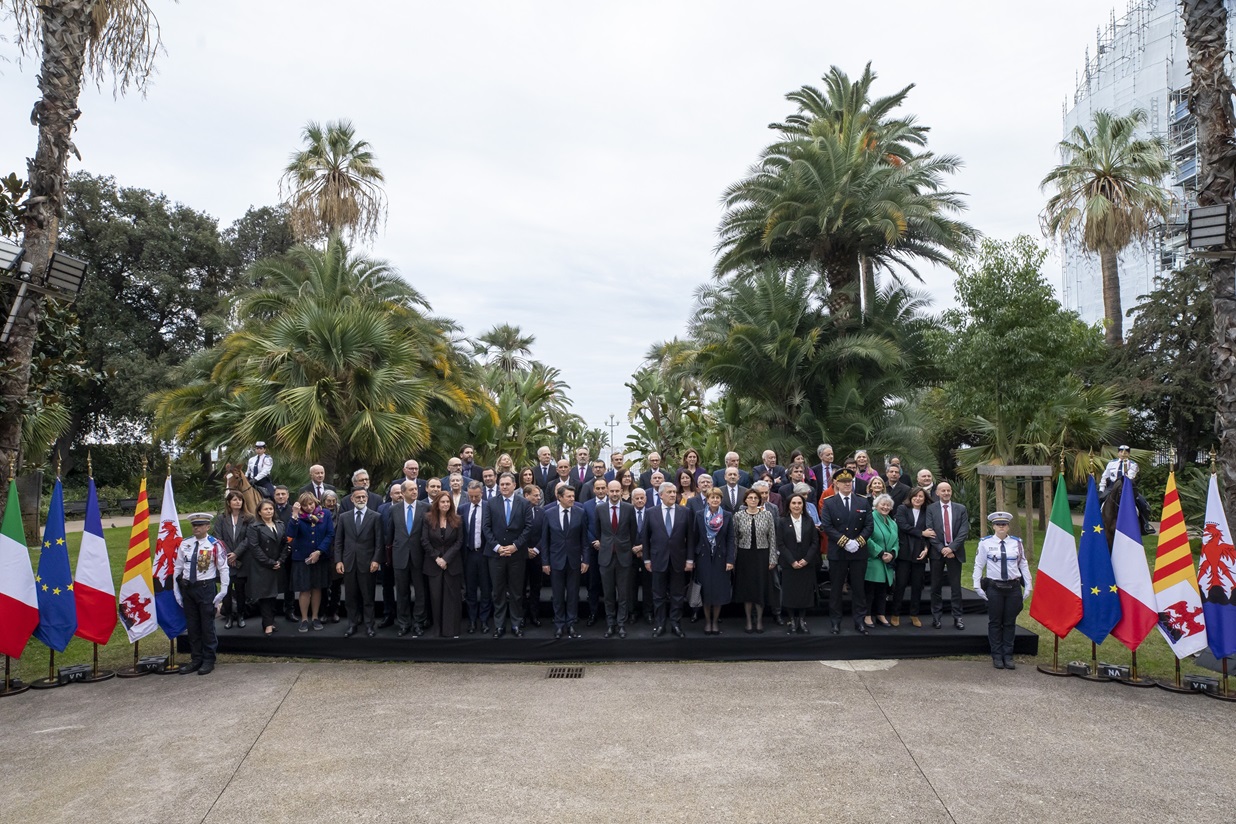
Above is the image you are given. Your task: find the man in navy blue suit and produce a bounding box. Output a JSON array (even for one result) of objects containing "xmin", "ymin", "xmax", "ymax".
[
  {"xmin": 643, "ymin": 482, "xmax": 694, "ymax": 637},
  {"xmin": 531, "ymin": 446, "xmax": 557, "ymax": 494},
  {"xmin": 458, "ymin": 482, "xmax": 492, "ymax": 634},
  {"xmin": 483, "ymin": 471, "xmax": 535, "ymax": 637},
  {"xmin": 540, "ymin": 484, "xmax": 591, "ymax": 638},
  {"xmin": 590, "ymin": 480, "xmax": 641, "ymax": 638},
  {"xmin": 711, "ymin": 451, "xmax": 751, "ymax": 490},
  {"xmin": 819, "ymin": 470, "xmax": 874, "ymax": 635},
  {"xmin": 751, "ymin": 449, "xmax": 788, "ymax": 488},
  {"xmin": 603, "ymin": 450, "xmax": 626, "ymax": 483}
]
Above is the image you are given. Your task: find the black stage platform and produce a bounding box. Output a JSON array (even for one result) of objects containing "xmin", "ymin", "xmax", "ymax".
[{"xmin": 196, "ymin": 587, "xmax": 1039, "ymax": 663}]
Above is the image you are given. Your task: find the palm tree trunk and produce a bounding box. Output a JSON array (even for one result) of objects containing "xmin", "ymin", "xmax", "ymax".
[
  {"xmin": 1183, "ymin": 0, "xmax": 1236, "ymax": 511},
  {"xmin": 823, "ymin": 257, "xmax": 861, "ymax": 318},
  {"xmin": 0, "ymin": 1, "xmax": 92, "ymax": 486},
  {"xmin": 860, "ymin": 255, "xmax": 876, "ymax": 317},
  {"xmin": 1099, "ymin": 246, "xmax": 1123, "ymax": 346}
]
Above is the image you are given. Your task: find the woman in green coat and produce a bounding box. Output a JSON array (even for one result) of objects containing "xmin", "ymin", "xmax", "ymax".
[{"xmin": 864, "ymin": 493, "xmax": 898, "ymax": 627}]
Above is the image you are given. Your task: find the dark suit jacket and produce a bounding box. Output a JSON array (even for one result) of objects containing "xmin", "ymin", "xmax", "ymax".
[
  {"xmin": 457, "ymin": 499, "xmax": 488, "ymax": 552},
  {"xmin": 750, "ymin": 463, "xmax": 788, "ymax": 487},
  {"xmin": 718, "ymin": 484, "xmax": 748, "ymax": 513},
  {"xmin": 711, "ymin": 468, "xmax": 752, "ymax": 489},
  {"xmin": 332, "ymin": 507, "xmax": 384, "ymax": 572},
  {"xmin": 212, "ymin": 513, "xmax": 252, "ymax": 575},
  {"xmin": 894, "ymin": 504, "xmax": 930, "ymax": 562},
  {"xmin": 686, "ymin": 496, "xmax": 708, "ymax": 516},
  {"xmin": 643, "ymin": 502, "xmax": 691, "ymax": 572},
  {"xmin": 591, "ymin": 499, "xmax": 639, "ymax": 567},
  {"xmin": 925, "ymin": 499, "xmax": 969, "ymax": 562},
  {"xmin": 531, "ymin": 463, "xmax": 557, "ymax": 493},
  {"xmin": 689, "ymin": 507, "xmax": 736, "ymax": 565},
  {"xmin": 578, "ymin": 474, "xmax": 608, "ymax": 502},
  {"xmin": 820, "ymin": 493, "xmax": 874, "ymax": 561},
  {"xmin": 338, "ymin": 489, "xmax": 380, "ymax": 513},
  {"xmin": 541, "ymin": 503, "xmax": 590, "ymax": 570},
  {"xmin": 777, "ymin": 515, "xmax": 822, "ymax": 568},
  {"xmin": 638, "ymin": 467, "xmax": 667, "ymax": 490},
  {"xmin": 459, "ymin": 463, "xmax": 485, "ymax": 483},
  {"xmin": 388, "ymin": 500, "xmax": 429, "ymax": 569},
  {"xmin": 482, "ymin": 494, "xmax": 535, "ymax": 557},
  {"xmin": 297, "ymin": 482, "xmax": 337, "ymax": 500},
  {"xmin": 383, "ymin": 476, "xmax": 427, "ymax": 503},
  {"xmin": 420, "ymin": 520, "xmax": 463, "ymax": 576},
  {"xmin": 886, "ymin": 479, "xmax": 911, "ymax": 509},
  {"xmin": 810, "ymin": 463, "xmax": 839, "ymax": 501}
]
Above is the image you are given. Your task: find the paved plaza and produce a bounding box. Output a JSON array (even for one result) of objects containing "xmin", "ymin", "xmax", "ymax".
[{"xmin": 2, "ymin": 658, "xmax": 1231, "ymax": 823}]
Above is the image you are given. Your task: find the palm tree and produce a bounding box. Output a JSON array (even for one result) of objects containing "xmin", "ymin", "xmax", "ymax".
[
  {"xmin": 474, "ymin": 323, "xmax": 536, "ymax": 376},
  {"xmin": 1040, "ymin": 109, "xmax": 1171, "ymax": 346},
  {"xmin": 1183, "ymin": 0, "xmax": 1236, "ymax": 512},
  {"xmin": 0, "ymin": 0, "xmax": 162, "ymax": 481},
  {"xmin": 715, "ymin": 65, "xmax": 975, "ymax": 315},
  {"xmin": 150, "ymin": 238, "xmax": 477, "ymax": 486},
  {"xmin": 279, "ymin": 119, "xmax": 388, "ymax": 244}
]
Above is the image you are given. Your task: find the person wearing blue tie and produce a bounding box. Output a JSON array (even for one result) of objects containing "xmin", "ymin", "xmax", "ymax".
[
  {"xmin": 643, "ymin": 483, "xmax": 694, "ymax": 637},
  {"xmin": 390, "ymin": 481, "xmax": 429, "ymax": 636},
  {"xmin": 483, "ymin": 472, "xmax": 535, "ymax": 637},
  {"xmin": 973, "ymin": 512, "xmax": 1032, "ymax": 669}
]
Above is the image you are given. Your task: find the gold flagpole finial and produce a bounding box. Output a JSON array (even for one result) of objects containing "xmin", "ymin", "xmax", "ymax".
[
  {"xmin": 140, "ymin": 454, "xmax": 148, "ymax": 479},
  {"xmin": 1211, "ymin": 446, "xmax": 1218, "ymax": 475},
  {"xmin": 1169, "ymin": 446, "xmax": 1177, "ymax": 471},
  {"xmin": 54, "ymin": 449, "xmax": 62, "ymax": 480},
  {"xmin": 86, "ymin": 448, "xmax": 93, "ymax": 480},
  {"xmin": 7, "ymin": 458, "xmax": 14, "ymax": 484},
  {"xmin": 1087, "ymin": 450, "xmax": 1094, "ymax": 477},
  {"xmin": 166, "ymin": 453, "xmax": 172, "ymax": 480}
]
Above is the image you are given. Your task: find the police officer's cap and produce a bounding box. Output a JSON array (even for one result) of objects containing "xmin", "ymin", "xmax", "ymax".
[
  {"xmin": 255, "ymin": 440, "xmax": 267, "ymax": 448},
  {"xmin": 1117, "ymin": 444, "xmax": 1130, "ymax": 451},
  {"xmin": 833, "ymin": 469, "xmax": 855, "ymax": 483},
  {"xmin": 188, "ymin": 512, "xmax": 212, "ymax": 526},
  {"xmin": 988, "ymin": 511, "xmax": 1013, "ymax": 525}
]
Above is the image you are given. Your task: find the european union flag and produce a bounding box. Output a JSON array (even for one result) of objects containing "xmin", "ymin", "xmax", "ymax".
[
  {"xmin": 1075, "ymin": 476, "xmax": 1121, "ymax": 644},
  {"xmin": 32, "ymin": 479, "xmax": 78, "ymax": 651}
]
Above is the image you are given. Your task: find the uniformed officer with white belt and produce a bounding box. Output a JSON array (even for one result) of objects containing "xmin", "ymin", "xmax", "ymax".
[
  {"xmin": 175, "ymin": 512, "xmax": 230, "ymax": 676},
  {"xmin": 247, "ymin": 441, "xmax": 275, "ymax": 500},
  {"xmin": 972, "ymin": 511, "xmax": 1031, "ymax": 671}
]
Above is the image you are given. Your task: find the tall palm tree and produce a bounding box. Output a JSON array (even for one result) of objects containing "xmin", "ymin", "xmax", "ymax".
[
  {"xmin": 715, "ymin": 65, "xmax": 975, "ymax": 315},
  {"xmin": 474, "ymin": 323, "xmax": 536, "ymax": 376},
  {"xmin": 1040, "ymin": 109, "xmax": 1171, "ymax": 346},
  {"xmin": 1183, "ymin": 0, "xmax": 1236, "ymax": 511},
  {"xmin": 151, "ymin": 238, "xmax": 477, "ymax": 486},
  {"xmin": 0, "ymin": 0, "xmax": 161, "ymax": 481},
  {"xmin": 279, "ymin": 119, "xmax": 388, "ymax": 244}
]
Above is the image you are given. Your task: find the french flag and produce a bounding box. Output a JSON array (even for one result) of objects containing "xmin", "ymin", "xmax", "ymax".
[
  {"xmin": 73, "ymin": 478, "xmax": 117, "ymax": 644},
  {"xmin": 1110, "ymin": 476, "xmax": 1158, "ymax": 650}
]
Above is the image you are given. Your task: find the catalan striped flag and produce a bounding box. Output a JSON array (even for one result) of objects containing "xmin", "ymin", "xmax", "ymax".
[
  {"xmin": 1151, "ymin": 471, "xmax": 1207, "ymax": 657},
  {"xmin": 117, "ymin": 478, "xmax": 158, "ymax": 643}
]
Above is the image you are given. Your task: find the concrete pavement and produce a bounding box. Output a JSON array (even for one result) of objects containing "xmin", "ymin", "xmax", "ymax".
[{"xmin": 1, "ymin": 659, "xmax": 1228, "ymax": 823}]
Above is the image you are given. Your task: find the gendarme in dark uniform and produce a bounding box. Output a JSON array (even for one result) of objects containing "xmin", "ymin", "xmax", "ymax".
[
  {"xmin": 175, "ymin": 512, "xmax": 230, "ymax": 675},
  {"xmin": 972, "ymin": 511, "xmax": 1032, "ymax": 670}
]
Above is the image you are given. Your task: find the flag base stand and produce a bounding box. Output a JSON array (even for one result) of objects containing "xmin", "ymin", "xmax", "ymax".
[
  {"xmin": 116, "ymin": 640, "xmax": 150, "ymax": 678},
  {"xmin": 1117, "ymin": 651, "xmax": 1156, "ymax": 688},
  {"xmin": 155, "ymin": 638, "xmax": 180, "ymax": 675},
  {"xmin": 79, "ymin": 643, "xmax": 115, "ymax": 683},
  {"xmin": 1156, "ymin": 658, "xmax": 1197, "ymax": 694},
  {"xmin": 1207, "ymin": 659, "xmax": 1236, "ymax": 703},
  {"xmin": 28, "ymin": 649, "xmax": 66, "ymax": 690},
  {"xmin": 0, "ymin": 655, "xmax": 29, "ymax": 697},
  {"xmin": 1077, "ymin": 642, "xmax": 1111, "ymax": 682},
  {"xmin": 1036, "ymin": 636, "xmax": 1073, "ymax": 677}
]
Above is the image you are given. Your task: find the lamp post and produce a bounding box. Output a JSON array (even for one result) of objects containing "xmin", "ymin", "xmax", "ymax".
[{"xmin": 605, "ymin": 415, "xmax": 619, "ymax": 455}]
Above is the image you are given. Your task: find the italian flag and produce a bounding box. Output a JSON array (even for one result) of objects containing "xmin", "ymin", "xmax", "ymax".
[
  {"xmin": 1029, "ymin": 474, "xmax": 1083, "ymax": 638},
  {"xmin": 0, "ymin": 479, "xmax": 39, "ymax": 657}
]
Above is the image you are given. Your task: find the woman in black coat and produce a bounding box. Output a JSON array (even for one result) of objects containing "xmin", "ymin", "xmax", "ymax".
[
  {"xmin": 892, "ymin": 487, "xmax": 935, "ymax": 627},
  {"xmin": 245, "ymin": 499, "xmax": 289, "ymax": 634},
  {"xmin": 777, "ymin": 492, "xmax": 822, "ymax": 633},
  {"xmin": 214, "ymin": 490, "xmax": 253, "ymax": 629},
  {"xmin": 420, "ymin": 490, "xmax": 464, "ymax": 638},
  {"xmin": 690, "ymin": 487, "xmax": 735, "ymax": 635}
]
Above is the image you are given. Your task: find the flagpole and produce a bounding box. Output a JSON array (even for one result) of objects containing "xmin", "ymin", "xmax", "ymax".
[
  {"xmin": 1119, "ymin": 649, "xmax": 1156, "ymax": 687},
  {"xmin": 116, "ymin": 456, "xmax": 150, "ymax": 679},
  {"xmin": 1079, "ymin": 640, "xmax": 1110, "ymax": 681},
  {"xmin": 30, "ymin": 452, "xmax": 67, "ymax": 690},
  {"xmin": 0, "ymin": 654, "xmax": 29, "ymax": 697}
]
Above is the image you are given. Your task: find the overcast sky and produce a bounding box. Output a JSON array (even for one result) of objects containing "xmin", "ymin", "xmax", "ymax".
[{"xmin": 0, "ymin": 0, "xmax": 1122, "ymax": 452}]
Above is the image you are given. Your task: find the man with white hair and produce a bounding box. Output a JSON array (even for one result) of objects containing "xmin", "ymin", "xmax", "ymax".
[
  {"xmin": 711, "ymin": 452, "xmax": 751, "ymax": 488},
  {"xmin": 811, "ymin": 444, "xmax": 839, "ymax": 502},
  {"xmin": 638, "ymin": 452, "xmax": 664, "ymax": 490}
]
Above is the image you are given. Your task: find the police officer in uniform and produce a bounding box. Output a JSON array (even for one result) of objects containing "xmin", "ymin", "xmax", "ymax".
[
  {"xmin": 972, "ymin": 512, "xmax": 1032, "ymax": 670},
  {"xmin": 1098, "ymin": 444, "xmax": 1154, "ymax": 534},
  {"xmin": 176, "ymin": 513, "xmax": 230, "ymax": 676},
  {"xmin": 246, "ymin": 441, "xmax": 275, "ymax": 500}
]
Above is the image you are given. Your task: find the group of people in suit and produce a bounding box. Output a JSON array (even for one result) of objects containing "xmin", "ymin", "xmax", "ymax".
[{"xmin": 207, "ymin": 441, "xmax": 990, "ymax": 642}]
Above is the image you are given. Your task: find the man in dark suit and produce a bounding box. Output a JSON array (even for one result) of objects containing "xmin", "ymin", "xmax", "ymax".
[
  {"xmin": 777, "ymin": 465, "xmax": 809, "ymax": 515},
  {"xmin": 603, "ymin": 450, "xmax": 626, "ymax": 483},
  {"xmin": 338, "ymin": 468, "xmax": 380, "ymax": 513},
  {"xmin": 333, "ymin": 487, "xmax": 384, "ymax": 637},
  {"xmin": 885, "ymin": 464, "xmax": 911, "ymax": 509},
  {"xmin": 751, "ymin": 449, "xmax": 787, "ymax": 488},
  {"xmin": 440, "ymin": 457, "xmax": 464, "ymax": 487},
  {"xmin": 384, "ymin": 459, "xmax": 427, "ymax": 504},
  {"xmin": 458, "ymin": 443, "xmax": 485, "ymax": 483},
  {"xmin": 532, "ymin": 446, "xmax": 557, "ymax": 494},
  {"xmin": 925, "ymin": 481, "xmax": 969, "ymax": 630},
  {"xmin": 389, "ymin": 480, "xmax": 429, "ymax": 636},
  {"xmin": 483, "ymin": 471, "xmax": 535, "ymax": 637},
  {"xmin": 578, "ymin": 461, "xmax": 608, "ymax": 502},
  {"xmin": 549, "ymin": 458, "xmax": 576, "ymax": 500},
  {"xmin": 458, "ymin": 482, "xmax": 493, "ymax": 634},
  {"xmin": 590, "ymin": 480, "xmax": 641, "ymax": 637},
  {"xmin": 521, "ymin": 485, "xmax": 546, "ymax": 627},
  {"xmin": 915, "ymin": 468, "xmax": 938, "ymax": 503},
  {"xmin": 570, "ymin": 446, "xmax": 592, "ymax": 490},
  {"xmin": 686, "ymin": 475, "xmax": 710, "ymax": 515},
  {"xmin": 711, "ymin": 451, "xmax": 751, "ymax": 489},
  {"xmin": 718, "ymin": 466, "xmax": 748, "ymax": 513},
  {"xmin": 540, "ymin": 484, "xmax": 590, "ymax": 638},
  {"xmin": 480, "ymin": 467, "xmax": 499, "ymax": 501},
  {"xmin": 811, "ymin": 444, "xmax": 839, "ymax": 503},
  {"xmin": 819, "ymin": 470, "xmax": 874, "ymax": 635},
  {"xmin": 628, "ymin": 488, "xmax": 653, "ymax": 624},
  {"xmin": 643, "ymin": 470, "xmax": 667, "ymax": 499},
  {"xmin": 297, "ymin": 464, "xmax": 336, "ymax": 503},
  {"xmin": 376, "ymin": 482, "xmax": 405, "ymax": 627},
  {"xmin": 643, "ymin": 482, "xmax": 693, "ymax": 637},
  {"xmin": 638, "ymin": 451, "xmax": 664, "ymax": 490},
  {"xmin": 583, "ymin": 477, "xmax": 610, "ymax": 623}
]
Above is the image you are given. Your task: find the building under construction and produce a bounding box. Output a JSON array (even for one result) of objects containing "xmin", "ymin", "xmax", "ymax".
[{"xmin": 1060, "ymin": 0, "xmax": 1235, "ymax": 322}]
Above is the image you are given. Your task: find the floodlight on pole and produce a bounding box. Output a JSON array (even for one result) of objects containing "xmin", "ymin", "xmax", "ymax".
[{"xmin": 0, "ymin": 238, "xmax": 88, "ymax": 343}]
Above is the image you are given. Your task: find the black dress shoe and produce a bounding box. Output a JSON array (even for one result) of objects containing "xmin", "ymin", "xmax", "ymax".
[
  {"xmin": 344, "ymin": 624, "xmax": 358, "ymax": 637},
  {"xmin": 224, "ymin": 618, "xmax": 233, "ymax": 629},
  {"xmin": 830, "ymin": 623, "xmax": 841, "ymax": 635},
  {"xmin": 197, "ymin": 665, "xmax": 214, "ymax": 676},
  {"xmin": 512, "ymin": 626, "xmax": 524, "ymax": 638},
  {"xmin": 587, "ymin": 615, "xmax": 598, "ymax": 627},
  {"xmin": 568, "ymin": 625, "xmax": 582, "ymax": 639},
  {"xmin": 604, "ymin": 626, "xmax": 615, "ymax": 638},
  {"xmin": 397, "ymin": 628, "xmax": 408, "ymax": 637},
  {"xmin": 237, "ymin": 618, "xmax": 246, "ymax": 628},
  {"xmin": 773, "ymin": 615, "xmax": 785, "ymax": 626},
  {"xmin": 931, "ymin": 618, "xmax": 942, "ymax": 629},
  {"xmin": 554, "ymin": 628, "xmax": 564, "ymax": 640},
  {"xmin": 993, "ymin": 659, "xmax": 1006, "ymax": 669},
  {"xmin": 411, "ymin": 626, "xmax": 424, "ymax": 637},
  {"xmin": 690, "ymin": 610, "xmax": 701, "ymax": 623},
  {"xmin": 651, "ymin": 626, "xmax": 663, "ymax": 637},
  {"xmin": 467, "ymin": 622, "xmax": 477, "ymax": 634},
  {"xmin": 618, "ymin": 626, "xmax": 626, "ymax": 639},
  {"xmin": 493, "ymin": 628, "xmax": 506, "ymax": 638},
  {"xmin": 671, "ymin": 624, "xmax": 685, "ymax": 638},
  {"xmin": 179, "ymin": 662, "xmax": 202, "ymax": 674},
  {"xmin": 366, "ymin": 625, "xmax": 376, "ymax": 638},
  {"xmin": 480, "ymin": 623, "xmax": 490, "ymax": 634},
  {"xmin": 855, "ymin": 624, "xmax": 869, "ymax": 635},
  {"xmin": 529, "ymin": 617, "xmax": 541, "ymax": 627},
  {"xmin": 954, "ymin": 618, "xmax": 965, "ymax": 630},
  {"xmin": 379, "ymin": 616, "xmax": 396, "ymax": 628},
  {"xmin": 1004, "ymin": 658, "xmax": 1016, "ymax": 670},
  {"xmin": 800, "ymin": 621, "xmax": 810, "ymax": 634},
  {"xmin": 285, "ymin": 611, "xmax": 297, "ymax": 623},
  {"xmin": 786, "ymin": 625, "xmax": 797, "ymax": 635}
]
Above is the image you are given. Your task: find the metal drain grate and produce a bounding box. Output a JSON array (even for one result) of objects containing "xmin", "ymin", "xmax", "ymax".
[{"xmin": 546, "ymin": 666, "xmax": 585, "ymax": 679}]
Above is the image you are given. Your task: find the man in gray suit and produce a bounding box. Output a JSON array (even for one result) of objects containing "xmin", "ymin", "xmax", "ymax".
[
  {"xmin": 334, "ymin": 486, "xmax": 384, "ymax": 637},
  {"xmin": 925, "ymin": 481, "xmax": 969, "ymax": 630},
  {"xmin": 390, "ymin": 480, "xmax": 430, "ymax": 636},
  {"xmin": 590, "ymin": 480, "xmax": 642, "ymax": 638}
]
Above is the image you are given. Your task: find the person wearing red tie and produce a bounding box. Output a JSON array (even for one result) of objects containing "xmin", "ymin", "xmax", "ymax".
[{"xmin": 925, "ymin": 481, "xmax": 969, "ymax": 630}]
